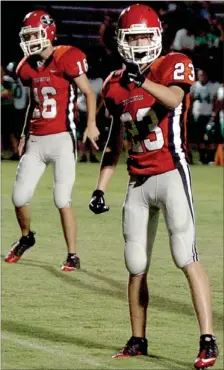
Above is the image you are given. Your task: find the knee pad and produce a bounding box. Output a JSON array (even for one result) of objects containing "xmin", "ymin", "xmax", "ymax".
[
  {"xmin": 170, "ymin": 233, "xmax": 198, "ymax": 268},
  {"xmin": 54, "ymin": 183, "xmax": 73, "ymax": 209},
  {"xmin": 124, "ymin": 241, "xmax": 148, "ymax": 275},
  {"xmin": 12, "ymin": 183, "xmax": 33, "ymax": 208}
]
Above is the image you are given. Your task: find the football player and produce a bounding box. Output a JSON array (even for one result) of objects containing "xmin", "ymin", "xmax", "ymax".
[
  {"xmin": 89, "ymin": 4, "xmax": 218, "ymax": 368},
  {"xmin": 5, "ymin": 10, "xmax": 99, "ymax": 271}
]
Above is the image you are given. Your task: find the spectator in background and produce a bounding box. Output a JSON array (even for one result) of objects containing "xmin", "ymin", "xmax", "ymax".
[
  {"xmin": 208, "ymin": 83, "xmax": 224, "ymax": 166},
  {"xmin": 1, "ymin": 65, "xmax": 18, "ymax": 160},
  {"xmin": 158, "ymin": 3, "xmax": 175, "ymax": 54},
  {"xmin": 190, "ymin": 68, "xmax": 220, "ymax": 164},
  {"xmin": 200, "ymin": 1, "xmax": 215, "ymax": 23},
  {"xmin": 194, "ymin": 18, "xmax": 220, "ymax": 65},
  {"xmin": 157, "ymin": 1, "xmax": 169, "ymax": 20},
  {"xmin": 167, "ymin": 2, "xmax": 177, "ymax": 12},
  {"xmin": 99, "ymin": 11, "xmax": 117, "ymax": 56},
  {"xmin": 98, "ymin": 11, "xmax": 122, "ymax": 77},
  {"xmin": 217, "ymin": 17, "xmax": 224, "ymax": 41},
  {"xmin": 6, "ymin": 61, "xmax": 29, "ymax": 157},
  {"xmin": 214, "ymin": 17, "xmax": 224, "ymax": 81},
  {"xmin": 158, "ymin": 2, "xmax": 193, "ymax": 55},
  {"xmin": 207, "ymin": 20, "xmax": 220, "ymax": 49},
  {"xmin": 172, "ymin": 22, "xmax": 196, "ymax": 59},
  {"xmin": 195, "ymin": 22, "xmax": 211, "ymax": 48},
  {"xmin": 165, "ymin": 1, "xmax": 195, "ymax": 36}
]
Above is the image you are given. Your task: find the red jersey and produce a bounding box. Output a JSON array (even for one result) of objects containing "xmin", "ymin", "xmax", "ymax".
[
  {"xmin": 16, "ymin": 45, "xmax": 88, "ymax": 135},
  {"xmin": 102, "ymin": 52, "xmax": 195, "ymax": 176}
]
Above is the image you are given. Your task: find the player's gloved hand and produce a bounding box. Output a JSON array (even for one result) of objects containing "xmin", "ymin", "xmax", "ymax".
[
  {"xmin": 124, "ymin": 60, "xmax": 146, "ymax": 87},
  {"xmin": 89, "ymin": 190, "xmax": 110, "ymax": 214}
]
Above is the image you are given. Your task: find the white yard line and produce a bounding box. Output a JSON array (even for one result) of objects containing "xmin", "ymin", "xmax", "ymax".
[{"xmin": 2, "ymin": 332, "xmax": 112, "ymax": 369}]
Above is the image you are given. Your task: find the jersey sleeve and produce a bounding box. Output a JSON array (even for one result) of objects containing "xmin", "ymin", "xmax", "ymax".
[
  {"xmin": 161, "ymin": 53, "xmax": 195, "ymax": 92},
  {"xmin": 16, "ymin": 58, "xmax": 31, "ymax": 87},
  {"xmin": 62, "ymin": 47, "xmax": 88, "ymax": 79}
]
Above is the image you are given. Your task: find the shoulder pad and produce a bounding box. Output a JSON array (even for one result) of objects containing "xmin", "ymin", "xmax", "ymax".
[
  {"xmin": 53, "ymin": 45, "xmax": 74, "ymax": 62},
  {"xmin": 16, "ymin": 56, "xmax": 28, "ymax": 75},
  {"xmin": 164, "ymin": 52, "xmax": 192, "ymax": 64},
  {"xmin": 102, "ymin": 69, "xmax": 124, "ymax": 94},
  {"xmin": 101, "ymin": 69, "xmax": 125, "ymax": 97},
  {"xmin": 101, "ymin": 72, "xmax": 114, "ymax": 97}
]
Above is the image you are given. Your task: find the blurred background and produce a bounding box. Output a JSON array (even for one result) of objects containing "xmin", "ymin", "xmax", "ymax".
[{"xmin": 1, "ymin": 1, "xmax": 224, "ymax": 165}]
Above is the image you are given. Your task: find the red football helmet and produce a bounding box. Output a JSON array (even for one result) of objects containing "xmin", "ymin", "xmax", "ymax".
[
  {"xmin": 19, "ymin": 10, "xmax": 56, "ymax": 56},
  {"xmin": 117, "ymin": 4, "xmax": 162, "ymax": 64}
]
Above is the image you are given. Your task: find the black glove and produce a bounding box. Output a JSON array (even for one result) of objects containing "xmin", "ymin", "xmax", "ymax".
[
  {"xmin": 89, "ymin": 190, "xmax": 110, "ymax": 214},
  {"xmin": 124, "ymin": 60, "xmax": 146, "ymax": 87}
]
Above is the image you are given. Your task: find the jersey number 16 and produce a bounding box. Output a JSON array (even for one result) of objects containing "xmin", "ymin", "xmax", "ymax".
[{"xmin": 33, "ymin": 86, "xmax": 57, "ymax": 119}]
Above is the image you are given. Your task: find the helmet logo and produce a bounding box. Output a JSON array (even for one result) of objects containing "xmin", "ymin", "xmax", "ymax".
[{"xmin": 41, "ymin": 14, "xmax": 54, "ymax": 26}]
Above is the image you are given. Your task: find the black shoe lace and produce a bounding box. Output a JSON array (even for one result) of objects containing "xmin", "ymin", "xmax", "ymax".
[
  {"xmin": 14, "ymin": 243, "xmax": 30, "ymax": 257},
  {"xmin": 200, "ymin": 338, "xmax": 218, "ymax": 358},
  {"xmin": 67, "ymin": 255, "xmax": 80, "ymax": 267},
  {"xmin": 122, "ymin": 337, "xmax": 147, "ymax": 355},
  {"xmin": 14, "ymin": 233, "xmax": 35, "ymax": 257}
]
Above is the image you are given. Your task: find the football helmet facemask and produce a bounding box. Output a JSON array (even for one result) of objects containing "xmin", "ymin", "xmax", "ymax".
[
  {"xmin": 117, "ymin": 4, "xmax": 162, "ymax": 65},
  {"xmin": 19, "ymin": 10, "xmax": 56, "ymax": 56}
]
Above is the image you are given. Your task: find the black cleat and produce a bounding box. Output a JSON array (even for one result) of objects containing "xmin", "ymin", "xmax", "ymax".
[
  {"xmin": 61, "ymin": 254, "xmax": 80, "ymax": 271},
  {"xmin": 5, "ymin": 231, "xmax": 36, "ymax": 263},
  {"xmin": 89, "ymin": 154, "xmax": 99, "ymax": 163},
  {"xmin": 194, "ymin": 335, "xmax": 218, "ymax": 369},
  {"xmin": 113, "ymin": 336, "xmax": 148, "ymax": 358},
  {"xmin": 79, "ymin": 155, "xmax": 87, "ymax": 163}
]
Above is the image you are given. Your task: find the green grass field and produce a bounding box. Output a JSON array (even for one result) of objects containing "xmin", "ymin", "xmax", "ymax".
[{"xmin": 1, "ymin": 160, "xmax": 223, "ymax": 370}]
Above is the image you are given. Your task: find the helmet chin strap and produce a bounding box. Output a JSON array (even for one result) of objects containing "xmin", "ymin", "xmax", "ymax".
[{"xmin": 140, "ymin": 64, "xmax": 151, "ymax": 73}]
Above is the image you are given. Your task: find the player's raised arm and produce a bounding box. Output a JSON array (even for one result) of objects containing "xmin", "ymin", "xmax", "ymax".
[
  {"xmin": 89, "ymin": 116, "xmax": 123, "ymax": 214},
  {"xmin": 141, "ymin": 78, "xmax": 185, "ymax": 109},
  {"xmin": 74, "ymin": 73, "xmax": 100, "ymax": 149},
  {"xmin": 124, "ymin": 56, "xmax": 194, "ymax": 109}
]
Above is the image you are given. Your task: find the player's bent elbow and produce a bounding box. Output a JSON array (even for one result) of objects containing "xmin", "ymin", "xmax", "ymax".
[
  {"xmin": 168, "ymin": 97, "xmax": 183, "ymax": 109},
  {"xmin": 173, "ymin": 101, "xmax": 180, "ymax": 109},
  {"xmin": 167, "ymin": 86, "xmax": 184, "ymax": 109}
]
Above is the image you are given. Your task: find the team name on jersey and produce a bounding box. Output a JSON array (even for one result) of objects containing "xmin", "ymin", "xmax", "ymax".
[
  {"xmin": 33, "ymin": 77, "xmax": 51, "ymax": 83},
  {"xmin": 122, "ymin": 95, "xmax": 144, "ymax": 106}
]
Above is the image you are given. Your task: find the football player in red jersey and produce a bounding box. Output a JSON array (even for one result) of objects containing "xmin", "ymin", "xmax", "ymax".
[
  {"xmin": 4, "ymin": 10, "xmax": 99, "ymax": 271},
  {"xmin": 89, "ymin": 4, "xmax": 218, "ymax": 368}
]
